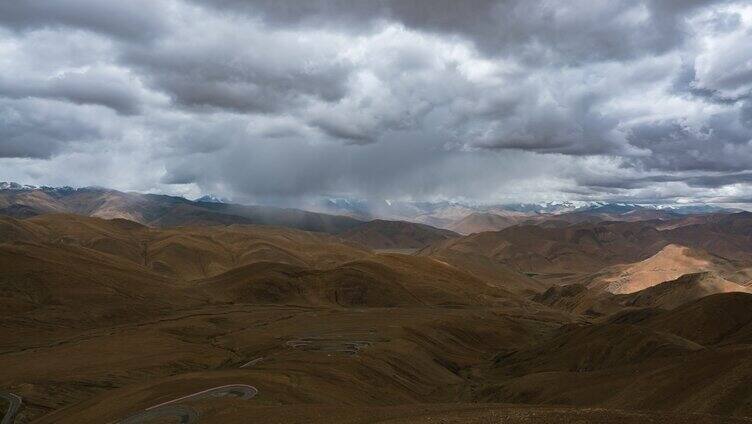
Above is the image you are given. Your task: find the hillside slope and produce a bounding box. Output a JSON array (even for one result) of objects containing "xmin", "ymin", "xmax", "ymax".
[
  {"xmin": 448, "ymin": 212, "xmax": 524, "ymax": 235},
  {"xmin": 620, "ymin": 272, "xmax": 752, "ymax": 310},
  {"xmin": 0, "ymin": 186, "xmax": 363, "ymax": 233},
  {"xmin": 595, "ymin": 244, "xmax": 736, "ymax": 294},
  {"xmin": 338, "ymin": 219, "xmax": 458, "ymax": 249}
]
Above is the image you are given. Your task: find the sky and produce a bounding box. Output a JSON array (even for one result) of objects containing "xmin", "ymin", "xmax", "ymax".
[{"xmin": 0, "ymin": 0, "xmax": 751, "ymax": 207}]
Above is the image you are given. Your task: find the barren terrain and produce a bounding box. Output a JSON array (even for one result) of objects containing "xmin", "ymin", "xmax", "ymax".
[{"xmin": 2, "ymin": 212, "xmax": 752, "ymax": 423}]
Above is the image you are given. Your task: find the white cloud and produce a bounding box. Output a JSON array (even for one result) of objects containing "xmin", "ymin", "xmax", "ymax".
[{"xmin": 0, "ymin": 0, "xmax": 751, "ymax": 205}]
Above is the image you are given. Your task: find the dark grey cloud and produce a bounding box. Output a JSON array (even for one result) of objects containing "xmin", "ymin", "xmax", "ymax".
[
  {"xmin": 0, "ymin": 99, "xmax": 101, "ymax": 158},
  {"xmin": 0, "ymin": 0, "xmax": 167, "ymax": 41},
  {"xmin": 672, "ymin": 62, "xmax": 746, "ymax": 104},
  {"xmin": 191, "ymin": 0, "xmax": 722, "ymax": 63},
  {"xmin": 310, "ymin": 117, "xmax": 377, "ymax": 145},
  {"xmin": 741, "ymin": 100, "xmax": 752, "ymax": 128},
  {"xmin": 160, "ymin": 126, "xmax": 563, "ymax": 205},
  {"xmin": 0, "ymin": 69, "xmax": 143, "ymax": 115},
  {"xmin": 0, "ymin": 0, "xmax": 751, "ymax": 206},
  {"xmin": 683, "ymin": 172, "xmax": 752, "ymax": 188},
  {"xmin": 626, "ymin": 111, "xmax": 752, "ymax": 172},
  {"xmin": 577, "ymin": 172, "xmax": 752, "ymax": 191},
  {"xmin": 120, "ymin": 23, "xmax": 352, "ymax": 114},
  {"xmin": 456, "ymin": 92, "xmax": 626, "ymax": 156}
]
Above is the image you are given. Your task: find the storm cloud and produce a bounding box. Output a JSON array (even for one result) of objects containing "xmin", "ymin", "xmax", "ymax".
[{"xmin": 0, "ymin": 0, "xmax": 751, "ymax": 206}]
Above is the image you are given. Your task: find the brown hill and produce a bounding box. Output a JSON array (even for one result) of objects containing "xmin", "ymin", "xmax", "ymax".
[
  {"xmin": 418, "ymin": 246, "xmax": 549, "ymax": 294},
  {"xmin": 0, "ymin": 187, "xmax": 474, "ymax": 251},
  {"xmin": 421, "ymin": 221, "xmax": 668, "ymax": 276},
  {"xmin": 532, "ymin": 284, "xmax": 623, "ymax": 317},
  {"xmin": 0, "ymin": 241, "xmax": 189, "ymax": 326},
  {"xmin": 423, "ymin": 213, "xmax": 752, "ymax": 285},
  {"xmin": 0, "ymin": 214, "xmax": 524, "ymax": 309},
  {"xmin": 555, "ymin": 206, "xmax": 681, "ymax": 224},
  {"xmin": 195, "ymin": 254, "xmax": 520, "ymax": 308},
  {"xmin": 1, "ymin": 214, "xmax": 370, "ymax": 279},
  {"xmin": 490, "ymin": 323, "xmax": 703, "ymax": 375},
  {"xmin": 474, "ymin": 292, "xmax": 752, "ymax": 417},
  {"xmin": 666, "ymin": 212, "xmax": 752, "ymax": 263},
  {"xmin": 730, "ymin": 266, "xmax": 752, "ymax": 285},
  {"xmin": 533, "ymin": 271, "xmax": 752, "ymax": 319},
  {"xmin": 448, "ymin": 212, "xmax": 525, "ymax": 235},
  {"xmin": 0, "ymin": 186, "xmax": 363, "ymax": 233},
  {"xmin": 146, "ymin": 224, "xmax": 369, "ymax": 280},
  {"xmin": 478, "ymin": 335, "xmax": 752, "ymax": 417},
  {"xmin": 642, "ymin": 292, "xmax": 752, "ymax": 346},
  {"xmin": 196, "ymin": 260, "xmax": 420, "ymax": 307},
  {"xmin": 444, "ymin": 205, "xmax": 688, "ymax": 235},
  {"xmin": 620, "ymin": 272, "xmax": 752, "ymax": 310},
  {"xmin": 4, "ymin": 212, "xmax": 752, "ymax": 423},
  {"xmin": 0, "ymin": 215, "xmax": 571, "ymax": 422},
  {"xmin": 338, "ymin": 219, "xmax": 458, "ymax": 249},
  {"xmin": 0, "ymin": 221, "xmax": 204, "ymax": 352},
  {"xmin": 594, "ymin": 244, "xmax": 736, "ymax": 294}
]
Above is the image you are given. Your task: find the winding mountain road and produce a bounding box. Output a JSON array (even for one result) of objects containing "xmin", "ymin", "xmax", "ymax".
[
  {"xmin": 117, "ymin": 384, "xmax": 257, "ymax": 424},
  {"xmin": 0, "ymin": 392, "xmax": 21, "ymax": 424}
]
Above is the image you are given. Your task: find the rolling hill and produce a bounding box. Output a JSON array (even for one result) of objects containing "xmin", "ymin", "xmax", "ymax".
[
  {"xmin": 0, "ymin": 185, "xmax": 363, "ymax": 233},
  {"xmin": 0, "ymin": 185, "xmax": 466, "ymax": 250},
  {"xmin": 448, "ymin": 212, "xmax": 526, "ymax": 235},
  {"xmin": 475, "ymin": 292, "xmax": 752, "ymax": 417},
  {"xmin": 337, "ymin": 219, "xmax": 458, "ymax": 249},
  {"xmin": 420, "ymin": 221, "xmax": 669, "ymax": 276},
  {"xmin": 593, "ymin": 244, "xmax": 737, "ymax": 294},
  {"xmin": 2, "ymin": 211, "xmax": 752, "ymax": 423},
  {"xmin": 620, "ymin": 272, "xmax": 752, "ymax": 310},
  {"xmin": 421, "ymin": 213, "xmax": 752, "ymax": 284}
]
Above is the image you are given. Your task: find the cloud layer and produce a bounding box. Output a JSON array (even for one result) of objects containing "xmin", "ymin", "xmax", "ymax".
[{"xmin": 0, "ymin": 0, "xmax": 751, "ymax": 205}]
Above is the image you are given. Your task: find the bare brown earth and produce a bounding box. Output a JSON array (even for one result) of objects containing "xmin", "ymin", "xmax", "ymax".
[
  {"xmin": 447, "ymin": 206, "xmax": 684, "ymax": 235},
  {"xmin": 0, "ymin": 186, "xmax": 365, "ymax": 234},
  {"xmin": 0, "ymin": 186, "xmax": 464, "ymax": 251},
  {"xmin": 3, "ymin": 213, "xmax": 752, "ymax": 422},
  {"xmin": 594, "ymin": 244, "xmax": 738, "ymax": 294},
  {"xmin": 533, "ymin": 271, "xmax": 752, "ymax": 319},
  {"xmin": 338, "ymin": 219, "xmax": 459, "ymax": 249},
  {"xmin": 420, "ymin": 221, "xmax": 671, "ymax": 278},
  {"xmin": 620, "ymin": 271, "xmax": 752, "ymax": 310},
  {"xmin": 448, "ymin": 212, "xmax": 528, "ymax": 235},
  {"xmin": 422, "ymin": 213, "xmax": 752, "ymax": 284}
]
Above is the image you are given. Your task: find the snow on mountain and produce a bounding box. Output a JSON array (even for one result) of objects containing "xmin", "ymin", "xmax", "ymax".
[
  {"xmin": 315, "ymin": 197, "xmax": 740, "ymax": 229},
  {"xmin": 0, "ymin": 182, "xmax": 37, "ymax": 191},
  {"xmin": 195, "ymin": 194, "xmax": 228, "ymax": 203},
  {"xmin": 1, "ymin": 182, "xmax": 740, "ymax": 223}
]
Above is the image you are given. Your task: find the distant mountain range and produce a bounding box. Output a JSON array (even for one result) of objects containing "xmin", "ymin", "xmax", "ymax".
[
  {"xmin": 318, "ymin": 198, "xmax": 600, "ymax": 220},
  {"xmin": 0, "ymin": 183, "xmax": 455, "ymax": 249},
  {"xmin": 0, "ymin": 182, "xmax": 363, "ymax": 234},
  {"xmin": 0, "ymin": 182, "xmax": 742, "ymax": 239},
  {"xmin": 195, "ymin": 194, "xmax": 228, "ymax": 203},
  {"xmin": 321, "ymin": 197, "xmax": 737, "ymax": 216},
  {"xmin": 316, "ymin": 197, "xmax": 741, "ymax": 233}
]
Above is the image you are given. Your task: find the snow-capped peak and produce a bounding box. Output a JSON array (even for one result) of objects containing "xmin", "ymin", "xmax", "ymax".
[
  {"xmin": 0, "ymin": 181, "xmax": 38, "ymax": 191},
  {"xmin": 195, "ymin": 194, "xmax": 227, "ymax": 203}
]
